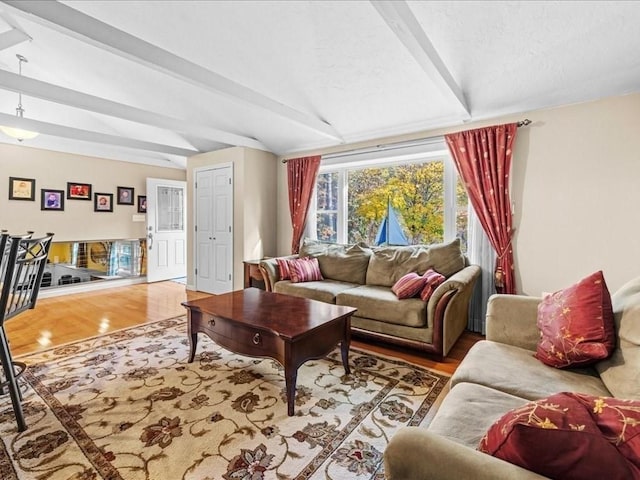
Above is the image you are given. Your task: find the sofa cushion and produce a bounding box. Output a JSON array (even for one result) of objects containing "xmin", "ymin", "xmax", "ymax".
[
  {"xmin": 366, "ymin": 238, "xmax": 464, "ymax": 287},
  {"xmin": 420, "ymin": 269, "xmax": 445, "ymax": 301},
  {"xmin": 276, "ymin": 257, "xmax": 291, "ymax": 280},
  {"xmin": 452, "ymin": 340, "xmax": 612, "ymax": 401},
  {"xmin": 596, "ymin": 276, "xmax": 640, "ymax": 400},
  {"xmin": 299, "ymin": 238, "xmax": 371, "ymax": 284},
  {"xmin": 478, "ymin": 392, "xmax": 639, "ymax": 480},
  {"xmin": 288, "ymin": 257, "xmax": 323, "ymax": 283},
  {"xmin": 429, "ymin": 383, "xmax": 528, "ymax": 449},
  {"xmin": 336, "ymin": 285, "xmax": 427, "ymax": 327},
  {"xmin": 274, "ymin": 279, "xmax": 358, "ymax": 304},
  {"xmin": 535, "ymin": 270, "xmax": 615, "ymax": 369},
  {"xmin": 391, "ymin": 272, "xmax": 426, "ymax": 299}
]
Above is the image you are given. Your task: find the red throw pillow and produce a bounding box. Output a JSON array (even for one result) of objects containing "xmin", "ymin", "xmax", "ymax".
[
  {"xmin": 478, "ymin": 392, "xmax": 640, "ymax": 480},
  {"xmin": 535, "ymin": 270, "xmax": 615, "ymax": 368},
  {"xmin": 420, "ymin": 269, "xmax": 445, "ymax": 301},
  {"xmin": 287, "ymin": 257, "xmax": 323, "ymax": 283},
  {"xmin": 391, "ymin": 272, "xmax": 426, "ymax": 299},
  {"xmin": 276, "ymin": 258, "xmax": 291, "ymax": 280},
  {"xmin": 571, "ymin": 393, "xmax": 640, "ymax": 472}
]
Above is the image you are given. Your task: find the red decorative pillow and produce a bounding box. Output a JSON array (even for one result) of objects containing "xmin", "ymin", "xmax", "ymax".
[
  {"xmin": 478, "ymin": 392, "xmax": 640, "ymax": 480},
  {"xmin": 420, "ymin": 269, "xmax": 445, "ymax": 301},
  {"xmin": 276, "ymin": 258, "xmax": 291, "ymax": 280},
  {"xmin": 535, "ymin": 270, "xmax": 615, "ymax": 368},
  {"xmin": 287, "ymin": 257, "xmax": 323, "ymax": 283},
  {"xmin": 572, "ymin": 393, "xmax": 640, "ymax": 472},
  {"xmin": 391, "ymin": 272, "xmax": 426, "ymax": 299}
]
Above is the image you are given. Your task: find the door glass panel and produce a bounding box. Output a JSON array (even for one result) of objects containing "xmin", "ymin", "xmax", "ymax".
[{"xmin": 157, "ymin": 186, "xmax": 184, "ymax": 231}]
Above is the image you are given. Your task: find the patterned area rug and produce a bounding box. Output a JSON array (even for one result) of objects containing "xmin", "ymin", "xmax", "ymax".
[{"xmin": 0, "ymin": 317, "xmax": 449, "ymax": 480}]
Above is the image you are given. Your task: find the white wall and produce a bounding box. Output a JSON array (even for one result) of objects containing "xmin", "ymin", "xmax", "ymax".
[
  {"xmin": 512, "ymin": 93, "xmax": 640, "ymax": 296},
  {"xmin": 276, "ymin": 93, "xmax": 640, "ymax": 296},
  {"xmin": 0, "ymin": 144, "xmax": 185, "ymax": 241},
  {"xmin": 187, "ymin": 147, "xmax": 277, "ymax": 291}
]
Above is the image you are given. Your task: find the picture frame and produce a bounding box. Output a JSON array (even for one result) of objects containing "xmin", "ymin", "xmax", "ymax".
[
  {"xmin": 9, "ymin": 177, "xmax": 35, "ymax": 201},
  {"xmin": 66, "ymin": 182, "xmax": 92, "ymax": 200},
  {"xmin": 117, "ymin": 186, "xmax": 135, "ymax": 205},
  {"xmin": 137, "ymin": 195, "xmax": 147, "ymax": 213},
  {"xmin": 94, "ymin": 192, "xmax": 113, "ymax": 212},
  {"xmin": 40, "ymin": 189, "xmax": 65, "ymax": 211}
]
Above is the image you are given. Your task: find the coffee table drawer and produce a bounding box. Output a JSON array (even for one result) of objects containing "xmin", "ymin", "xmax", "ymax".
[{"xmin": 199, "ymin": 313, "xmax": 280, "ymax": 355}]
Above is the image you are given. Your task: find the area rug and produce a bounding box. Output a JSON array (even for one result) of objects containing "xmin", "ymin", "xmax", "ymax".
[{"xmin": 0, "ymin": 316, "xmax": 449, "ymax": 480}]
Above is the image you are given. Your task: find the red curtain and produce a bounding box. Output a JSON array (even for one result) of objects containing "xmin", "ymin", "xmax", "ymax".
[
  {"xmin": 287, "ymin": 155, "xmax": 321, "ymax": 254},
  {"xmin": 445, "ymin": 123, "xmax": 518, "ymax": 294}
]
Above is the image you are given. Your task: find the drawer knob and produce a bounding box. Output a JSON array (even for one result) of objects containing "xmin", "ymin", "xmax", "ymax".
[
  {"xmin": 208, "ymin": 318, "xmax": 215, "ymax": 327},
  {"xmin": 252, "ymin": 333, "xmax": 261, "ymax": 345}
]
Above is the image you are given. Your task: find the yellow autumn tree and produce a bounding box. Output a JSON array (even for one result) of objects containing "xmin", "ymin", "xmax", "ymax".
[{"xmin": 347, "ymin": 162, "xmax": 455, "ymax": 245}]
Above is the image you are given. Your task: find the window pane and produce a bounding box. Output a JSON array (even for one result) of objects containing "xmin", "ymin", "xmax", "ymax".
[
  {"xmin": 316, "ymin": 172, "xmax": 338, "ymax": 210},
  {"xmin": 347, "ymin": 162, "xmax": 445, "ymax": 245},
  {"xmin": 316, "ymin": 212, "xmax": 337, "ymax": 242},
  {"xmin": 456, "ymin": 176, "xmax": 469, "ymax": 252},
  {"xmin": 157, "ymin": 186, "xmax": 184, "ymax": 231}
]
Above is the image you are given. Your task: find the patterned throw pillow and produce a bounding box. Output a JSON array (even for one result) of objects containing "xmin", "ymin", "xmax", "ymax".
[
  {"xmin": 391, "ymin": 272, "xmax": 426, "ymax": 299},
  {"xmin": 535, "ymin": 270, "xmax": 615, "ymax": 368},
  {"xmin": 478, "ymin": 392, "xmax": 640, "ymax": 479},
  {"xmin": 287, "ymin": 257, "xmax": 323, "ymax": 283},
  {"xmin": 276, "ymin": 258, "xmax": 291, "ymax": 280},
  {"xmin": 420, "ymin": 269, "xmax": 445, "ymax": 301}
]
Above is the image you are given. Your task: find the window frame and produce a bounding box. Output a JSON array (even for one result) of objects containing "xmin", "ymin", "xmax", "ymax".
[{"xmin": 309, "ymin": 140, "xmax": 463, "ymax": 245}]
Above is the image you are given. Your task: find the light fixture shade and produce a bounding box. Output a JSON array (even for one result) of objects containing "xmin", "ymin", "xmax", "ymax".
[
  {"xmin": 1, "ymin": 54, "xmax": 39, "ymax": 142},
  {"xmin": 0, "ymin": 125, "xmax": 39, "ymax": 141}
]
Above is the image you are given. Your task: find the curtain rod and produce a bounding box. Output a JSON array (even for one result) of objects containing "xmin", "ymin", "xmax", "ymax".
[{"xmin": 281, "ymin": 119, "xmax": 532, "ymax": 163}]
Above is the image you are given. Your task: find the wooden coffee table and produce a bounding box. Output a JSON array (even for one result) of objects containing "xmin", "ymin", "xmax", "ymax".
[{"xmin": 182, "ymin": 288, "xmax": 357, "ymax": 416}]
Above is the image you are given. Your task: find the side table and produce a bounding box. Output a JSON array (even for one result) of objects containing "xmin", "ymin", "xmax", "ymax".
[{"xmin": 243, "ymin": 259, "xmax": 266, "ymax": 290}]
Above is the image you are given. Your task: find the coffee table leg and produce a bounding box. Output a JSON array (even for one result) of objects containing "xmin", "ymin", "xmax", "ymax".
[
  {"xmin": 188, "ymin": 333, "xmax": 198, "ymax": 363},
  {"xmin": 341, "ymin": 340, "xmax": 351, "ymax": 375},
  {"xmin": 285, "ymin": 369, "xmax": 297, "ymax": 416},
  {"xmin": 341, "ymin": 317, "xmax": 351, "ymax": 375}
]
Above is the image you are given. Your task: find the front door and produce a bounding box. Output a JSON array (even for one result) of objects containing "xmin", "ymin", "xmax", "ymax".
[
  {"xmin": 195, "ymin": 165, "xmax": 233, "ymax": 294},
  {"xmin": 146, "ymin": 177, "xmax": 187, "ymax": 282}
]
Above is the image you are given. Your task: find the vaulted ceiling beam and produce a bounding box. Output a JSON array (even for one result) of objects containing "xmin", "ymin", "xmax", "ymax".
[
  {"xmin": 3, "ymin": 0, "xmax": 344, "ymax": 142},
  {"xmin": 0, "ymin": 112, "xmax": 200, "ymax": 157},
  {"xmin": 0, "ymin": 27, "xmax": 30, "ymax": 50},
  {"xmin": 371, "ymin": 1, "xmax": 470, "ymax": 118},
  {"xmin": 0, "ymin": 69, "xmax": 268, "ymax": 151}
]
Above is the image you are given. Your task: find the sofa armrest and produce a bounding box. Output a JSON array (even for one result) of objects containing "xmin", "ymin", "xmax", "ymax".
[
  {"xmin": 428, "ymin": 264, "xmax": 481, "ymax": 357},
  {"xmin": 384, "ymin": 428, "xmax": 549, "ymax": 480},
  {"xmin": 485, "ymin": 294, "xmax": 542, "ymax": 350},
  {"xmin": 259, "ymin": 255, "xmax": 298, "ymax": 292}
]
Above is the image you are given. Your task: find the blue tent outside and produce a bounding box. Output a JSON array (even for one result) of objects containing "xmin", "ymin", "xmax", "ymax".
[{"xmin": 374, "ymin": 201, "xmax": 409, "ymax": 246}]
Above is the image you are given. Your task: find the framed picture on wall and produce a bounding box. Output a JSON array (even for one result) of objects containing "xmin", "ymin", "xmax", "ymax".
[
  {"xmin": 40, "ymin": 189, "xmax": 65, "ymax": 211},
  {"xmin": 94, "ymin": 192, "xmax": 113, "ymax": 212},
  {"xmin": 9, "ymin": 177, "xmax": 35, "ymax": 201},
  {"xmin": 67, "ymin": 182, "xmax": 92, "ymax": 200},
  {"xmin": 117, "ymin": 186, "xmax": 135, "ymax": 205},
  {"xmin": 137, "ymin": 195, "xmax": 147, "ymax": 213}
]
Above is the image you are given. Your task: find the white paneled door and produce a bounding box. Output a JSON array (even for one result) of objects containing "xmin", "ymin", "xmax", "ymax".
[
  {"xmin": 146, "ymin": 178, "xmax": 187, "ymax": 282},
  {"xmin": 195, "ymin": 165, "xmax": 233, "ymax": 294}
]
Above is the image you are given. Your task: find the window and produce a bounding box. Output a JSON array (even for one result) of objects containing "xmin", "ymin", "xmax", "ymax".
[{"xmin": 311, "ymin": 140, "xmax": 468, "ymax": 250}]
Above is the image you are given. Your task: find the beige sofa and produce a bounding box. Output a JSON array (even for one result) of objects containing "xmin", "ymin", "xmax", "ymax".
[
  {"xmin": 384, "ymin": 276, "xmax": 640, "ymax": 479},
  {"xmin": 260, "ymin": 238, "xmax": 480, "ymax": 359}
]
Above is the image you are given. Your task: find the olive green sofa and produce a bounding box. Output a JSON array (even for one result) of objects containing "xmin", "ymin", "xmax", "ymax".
[
  {"xmin": 259, "ymin": 238, "xmax": 480, "ymax": 359},
  {"xmin": 384, "ymin": 276, "xmax": 640, "ymax": 479}
]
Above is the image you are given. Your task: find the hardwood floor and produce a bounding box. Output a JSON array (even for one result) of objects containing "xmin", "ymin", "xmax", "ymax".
[{"xmin": 5, "ymin": 281, "xmax": 483, "ymax": 374}]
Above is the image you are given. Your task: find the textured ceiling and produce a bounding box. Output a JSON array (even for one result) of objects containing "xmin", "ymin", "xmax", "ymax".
[{"xmin": 0, "ymin": 0, "xmax": 638, "ymax": 169}]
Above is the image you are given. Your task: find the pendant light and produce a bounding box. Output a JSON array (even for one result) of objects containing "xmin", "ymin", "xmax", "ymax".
[{"xmin": 0, "ymin": 54, "xmax": 39, "ymax": 142}]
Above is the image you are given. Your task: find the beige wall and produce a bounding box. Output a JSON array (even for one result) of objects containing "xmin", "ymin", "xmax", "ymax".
[
  {"xmin": 276, "ymin": 93, "xmax": 640, "ymax": 297},
  {"xmin": 0, "ymin": 144, "xmax": 185, "ymax": 241},
  {"xmin": 187, "ymin": 147, "xmax": 277, "ymax": 290}
]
